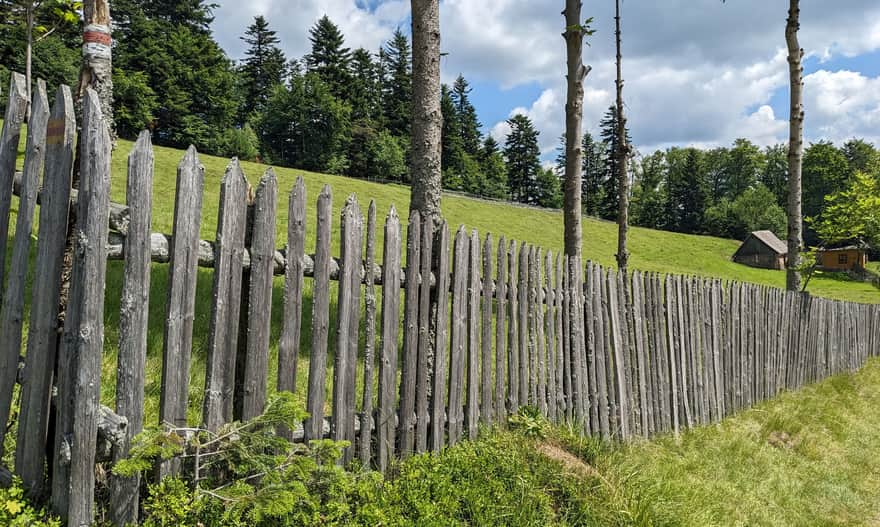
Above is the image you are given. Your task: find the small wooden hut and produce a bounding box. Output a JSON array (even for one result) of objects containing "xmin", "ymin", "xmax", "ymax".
[
  {"xmin": 817, "ymin": 240, "xmax": 869, "ymax": 271},
  {"xmin": 733, "ymin": 230, "xmax": 787, "ymax": 270}
]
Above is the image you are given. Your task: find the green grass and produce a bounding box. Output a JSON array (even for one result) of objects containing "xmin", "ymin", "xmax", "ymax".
[{"xmin": 364, "ymin": 356, "xmax": 880, "ymax": 526}]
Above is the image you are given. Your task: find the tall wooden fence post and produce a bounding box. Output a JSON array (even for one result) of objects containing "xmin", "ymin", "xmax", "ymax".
[
  {"xmin": 56, "ymin": 89, "xmax": 112, "ymax": 527},
  {"xmin": 158, "ymin": 145, "xmax": 205, "ymax": 477},
  {"xmin": 0, "ymin": 79, "xmax": 49, "ymax": 454},
  {"xmin": 108, "ymin": 131, "xmax": 153, "ymax": 526},
  {"xmin": 377, "ymin": 206, "xmax": 401, "ymax": 471},
  {"xmin": 241, "ymin": 170, "xmax": 278, "ymax": 420},
  {"xmin": 0, "ymin": 72, "xmax": 28, "ymax": 295},
  {"xmin": 15, "ymin": 85, "xmax": 75, "ymax": 497},
  {"xmin": 202, "ymin": 159, "xmax": 249, "ymax": 430}
]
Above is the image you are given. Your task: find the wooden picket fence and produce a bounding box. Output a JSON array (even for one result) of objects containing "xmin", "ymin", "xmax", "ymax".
[{"xmin": 1, "ymin": 74, "xmax": 880, "ymax": 526}]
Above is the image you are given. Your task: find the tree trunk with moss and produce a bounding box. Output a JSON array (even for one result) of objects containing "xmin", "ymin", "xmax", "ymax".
[{"xmin": 615, "ymin": 0, "xmax": 631, "ymax": 274}]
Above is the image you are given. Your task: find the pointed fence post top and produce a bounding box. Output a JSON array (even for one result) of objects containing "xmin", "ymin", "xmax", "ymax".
[
  {"xmin": 222, "ymin": 157, "xmax": 246, "ymax": 186},
  {"xmin": 48, "ymin": 84, "xmax": 75, "ymax": 133},
  {"xmin": 129, "ymin": 130, "xmax": 154, "ymax": 167},
  {"xmin": 4, "ymin": 72, "xmax": 27, "ymax": 121},
  {"xmin": 30, "ymin": 79, "xmax": 49, "ymax": 118},
  {"xmin": 387, "ymin": 204, "xmax": 399, "ymax": 224},
  {"xmin": 291, "ymin": 175, "xmax": 306, "ymax": 200}
]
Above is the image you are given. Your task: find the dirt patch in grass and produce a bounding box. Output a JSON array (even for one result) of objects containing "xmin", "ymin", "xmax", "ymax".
[{"xmin": 537, "ymin": 442, "xmax": 601, "ymax": 479}]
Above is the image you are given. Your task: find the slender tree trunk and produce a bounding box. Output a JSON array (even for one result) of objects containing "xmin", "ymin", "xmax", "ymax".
[
  {"xmin": 409, "ymin": 0, "xmax": 442, "ymax": 226},
  {"xmin": 25, "ymin": 3, "xmax": 33, "ymax": 122},
  {"xmin": 563, "ymin": 0, "xmax": 590, "ymax": 259},
  {"xmin": 785, "ymin": 0, "xmax": 803, "ymax": 291},
  {"xmin": 615, "ymin": 0, "xmax": 630, "ymax": 273},
  {"xmin": 78, "ymin": 0, "xmax": 114, "ymax": 137}
]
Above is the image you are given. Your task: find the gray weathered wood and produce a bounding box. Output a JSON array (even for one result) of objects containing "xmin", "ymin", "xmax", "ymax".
[
  {"xmin": 494, "ymin": 236, "xmax": 508, "ymax": 422},
  {"xmin": 157, "ymin": 145, "xmax": 205, "ymax": 478},
  {"xmin": 507, "ymin": 240, "xmax": 519, "ymax": 412},
  {"xmin": 528, "ymin": 247, "xmax": 539, "ymax": 409},
  {"xmin": 278, "ymin": 177, "xmax": 306, "ymax": 399},
  {"xmin": 447, "ymin": 226, "xmax": 469, "ymax": 444},
  {"xmin": 377, "ymin": 206, "xmax": 401, "ymax": 471},
  {"xmin": 0, "ymin": 79, "xmax": 48, "ymax": 454},
  {"xmin": 561, "ymin": 256, "xmax": 572, "ymax": 420},
  {"xmin": 466, "ymin": 230, "xmax": 480, "ymax": 440},
  {"xmin": 60, "ymin": 90, "xmax": 112, "ymax": 527},
  {"xmin": 305, "ymin": 186, "xmax": 333, "ymax": 441},
  {"xmin": 535, "ymin": 248, "xmax": 547, "ymax": 415},
  {"xmin": 584, "ymin": 262, "xmax": 599, "ymax": 434},
  {"xmin": 555, "ymin": 255, "xmax": 566, "ymax": 421},
  {"xmin": 398, "ymin": 210, "xmax": 420, "ymax": 456},
  {"xmin": 15, "ymin": 84, "xmax": 75, "ymax": 497},
  {"xmin": 430, "ymin": 221, "xmax": 450, "ymax": 452},
  {"xmin": 360, "ymin": 201, "xmax": 378, "ymax": 465},
  {"xmin": 241, "ymin": 170, "xmax": 278, "ymax": 421},
  {"xmin": 631, "ymin": 271, "xmax": 649, "ymax": 436},
  {"xmin": 481, "ymin": 233, "xmax": 494, "ymax": 424},
  {"xmin": 0, "ymin": 72, "xmax": 27, "ymax": 294},
  {"xmin": 415, "ymin": 215, "xmax": 433, "ymax": 452},
  {"xmin": 664, "ymin": 275, "xmax": 680, "ymax": 434},
  {"xmin": 107, "ymin": 131, "xmax": 153, "ymax": 526},
  {"xmin": 544, "ymin": 251, "xmax": 557, "ymax": 421},
  {"xmin": 592, "ymin": 263, "xmax": 610, "ymax": 437},
  {"xmin": 518, "ymin": 242, "xmax": 529, "ymax": 405},
  {"xmin": 608, "ymin": 269, "xmax": 629, "ymax": 438},
  {"xmin": 202, "ymin": 159, "xmax": 249, "ymax": 430},
  {"xmin": 332, "ymin": 194, "xmax": 360, "ymax": 463},
  {"xmin": 569, "ymin": 256, "xmax": 586, "ymax": 427}
]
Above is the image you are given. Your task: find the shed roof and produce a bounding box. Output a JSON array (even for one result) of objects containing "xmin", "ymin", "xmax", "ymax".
[{"xmin": 747, "ymin": 230, "xmax": 787, "ymax": 255}]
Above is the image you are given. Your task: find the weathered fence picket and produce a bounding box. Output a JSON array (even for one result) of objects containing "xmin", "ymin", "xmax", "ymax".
[
  {"xmin": 0, "ymin": 72, "xmax": 27, "ymax": 295},
  {"xmin": 108, "ymin": 131, "xmax": 154, "ymax": 526},
  {"xmin": 15, "ymin": 85, "xmax": 75, "ymax": 497},
  {"xmin": 0, "ymin": 80, "xmax": 48, "ymax": 454}
]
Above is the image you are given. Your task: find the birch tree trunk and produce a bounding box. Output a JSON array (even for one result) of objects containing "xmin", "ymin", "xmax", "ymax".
[
  {"xmin": 615, "ymin": 0, "xmax": 631, "ymax": 273},
  {"xmin": 409, "ymin": 0, "xmax": 442, "ymax": 226},
  {"xmin": 25, "ymin": 3, "xmax": 33, "ymax": 122},
  {"xmin": 563, "ymin": 0, "xmax": 590, "ymax": 259},
  {"xmin": 785, "ymin": 0, "xmax": 803, "ymax": 291},
  {"xmin": 79, "ymin": 0, "xmax": 114, "ymax": 137}
]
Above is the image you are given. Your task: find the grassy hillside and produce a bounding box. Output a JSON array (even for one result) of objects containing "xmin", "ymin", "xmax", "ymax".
[{"xmin": 100, "ymin": 137, "xmax": 879, "ymax": 303}]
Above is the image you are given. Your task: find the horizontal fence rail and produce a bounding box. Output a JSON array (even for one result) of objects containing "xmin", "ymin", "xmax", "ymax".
[{"xmin": 0, "ymin": 74, "xmax": 878, "ymax": 524}]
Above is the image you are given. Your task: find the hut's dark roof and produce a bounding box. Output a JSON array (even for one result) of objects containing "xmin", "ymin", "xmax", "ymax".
[{"xmin": 747, "ymin": 230, "xmax": 787, "ymax": 255}]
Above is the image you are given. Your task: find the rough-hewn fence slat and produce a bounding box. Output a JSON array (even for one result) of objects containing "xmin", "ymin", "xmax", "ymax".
[
  {"xmin": 15, "ymin": 85, "xmax": 76, "ymax": 498},
  {"xmin": 0, "ymin": 79, "xmax": 49, "ymax": 456},
  {"xmin": 61, "ymin": 90, "xmax": 113, "ymax": 527},
  {"xmin": 0, "ymin": 72, "xmax": 28, "ymax": 295},
  {"xmin": 108, "ymin": 131, "xmax": 153, "ymax": 526}
]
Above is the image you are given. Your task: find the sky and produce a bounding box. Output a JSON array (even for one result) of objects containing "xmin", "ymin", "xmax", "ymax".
[{"xmin": 211, "ymin": 0, "xmax": 880, "ymax": 162}]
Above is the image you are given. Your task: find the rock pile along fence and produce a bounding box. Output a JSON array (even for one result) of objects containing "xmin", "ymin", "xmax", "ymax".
[{"xmin": 1, "ymin": 74, "xmax": 879, "ymax": 525}]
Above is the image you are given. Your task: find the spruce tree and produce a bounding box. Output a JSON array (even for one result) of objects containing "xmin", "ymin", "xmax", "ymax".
[
  {"xmin": 349, "ymin": 48, "xmax": 382, "ymax": 123},
  {"xmin": 504, "ymin": 114, "xmax": 542, "ymax": 205},
  {"xmin": 113, "ymin": 0, "xmax": 237, "ymax": 150},
  {"xmin": 598, "ymin": 105, "xmax": 632, "ymax": 220},
  {"xmin": 666, "ymin": 148, "xmax": 707, "ymax": 233},
  {"xmin": 380, "ymin": 28, "xmax": 412, "ymax": 139},
  {"xmin": 451, "ymin": 74, "xmax": 482, "ymax": 155},
  {"xmin": 306, "ymin": 15, "xmax": 351, "ymax": 100},
  {"xmin": 478, "ymin": 136, "xmax": 508, "ymax": 199},
  {"xmin": 582, "ymin": 132, "xmax": 606, "ymax": 216},
  {"xmin": 239, "ymin": 15, "xmax": 287, "ymax": 121}
]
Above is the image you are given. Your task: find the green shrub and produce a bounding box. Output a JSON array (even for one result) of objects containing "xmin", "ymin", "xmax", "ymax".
[{"xmin": 0, "ymin": 477, "xmax": 60, "ymax": 527}]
